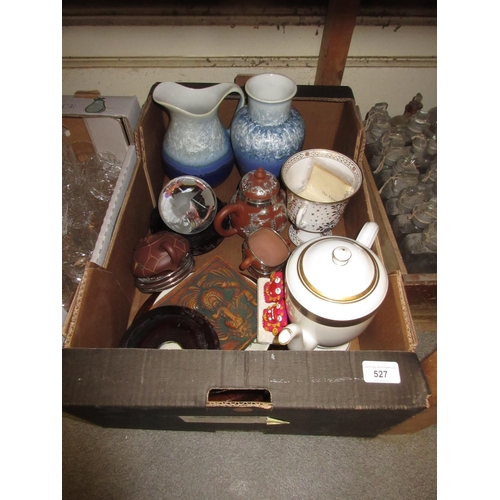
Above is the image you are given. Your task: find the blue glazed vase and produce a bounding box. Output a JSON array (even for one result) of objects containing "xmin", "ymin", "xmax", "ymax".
[
  {"xmin": 230, "ymin": 74, "xmax": 305, "ymax": 178},
  {"xmin": 153, "ymin": 82, "xmax": 245, "ymax": 188}
]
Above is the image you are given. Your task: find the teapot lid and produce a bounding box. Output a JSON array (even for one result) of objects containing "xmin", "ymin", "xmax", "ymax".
[
  {"xmin": 298, "ymin": 237, "xmax": 379, "ymax": 302},
  {"xmin": 239, "ymin": 168, "xmax": 280, "ymax": 201}
]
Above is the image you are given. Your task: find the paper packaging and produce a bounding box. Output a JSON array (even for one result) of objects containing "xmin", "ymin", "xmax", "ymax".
[
  {"xmin": 62, "ymin": 84, "xmax": 430, "ymax": 437},
  {"xmin": 62, "ymin": 94, "xmax": 141, "ymax": 325}
]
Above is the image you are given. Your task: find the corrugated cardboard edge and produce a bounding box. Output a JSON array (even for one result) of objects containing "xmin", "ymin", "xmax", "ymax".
[
  {"xmin": 206, "ymin": 401, "xmax": 273, "ymax": 410},
  {"xmin": 390, "ymin": 270, "xmax": 418, "ymax": 352},
  {"xmin": 383, "ymin": 349, "xmax": 436, "ymax": 434},
  {"xmin": 136, "ymin": 99, "xmax": 157, "ymax": 207},
  {"xmin": 354, "ymin": 104, "xmax": 367, "ymax": 167},
  {"xmin": 62, "ymin": 263, "xmax": 133, "ymax": 347},
  {"xmin": 62, "ymin": 262, "xmax": 92, "ymax": 345}
]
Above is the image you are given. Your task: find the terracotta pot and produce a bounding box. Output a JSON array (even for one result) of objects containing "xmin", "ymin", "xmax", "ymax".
[{"xmin": 213, "ymin": 167, "xmax": 287, "ymax": 238}]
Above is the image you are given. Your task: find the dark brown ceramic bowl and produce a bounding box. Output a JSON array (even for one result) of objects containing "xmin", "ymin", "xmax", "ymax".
[{"xmin": 119, "ymin": 305, "xmax": 220, "ymax": 349}]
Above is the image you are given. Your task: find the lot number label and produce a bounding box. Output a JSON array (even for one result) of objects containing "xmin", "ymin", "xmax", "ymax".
[{"xmin": 362, "ymin": 361, "xmax": 401, "ymax": 384}]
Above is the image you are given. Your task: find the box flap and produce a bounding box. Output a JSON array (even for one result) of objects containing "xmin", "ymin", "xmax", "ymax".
[{"xmin": 62, "ymin": 95, "xmax": 141, "ymax": 147}]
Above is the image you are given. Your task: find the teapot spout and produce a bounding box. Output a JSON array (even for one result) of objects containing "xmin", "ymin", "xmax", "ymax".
[{"xmin": 278, "ymin": 323, "xmax": 318, "ymax": 351}]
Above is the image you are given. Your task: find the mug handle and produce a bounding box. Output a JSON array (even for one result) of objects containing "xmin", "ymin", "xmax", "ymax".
[
  {"xmin": 239, "ymin": 254, "xmax": 255, "ymax": 271},
  {"xmin": 295, "ymin": 205, "xmax": 308, "ymax": 229},
  {"xmin": 213, "ymin": 204, "xmax": 242, "ymax": 237}
]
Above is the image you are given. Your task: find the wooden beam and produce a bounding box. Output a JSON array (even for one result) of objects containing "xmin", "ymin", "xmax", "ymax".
[{"xmin": 315, "ymin": 0, "xmax": 360, "ymax": 85}]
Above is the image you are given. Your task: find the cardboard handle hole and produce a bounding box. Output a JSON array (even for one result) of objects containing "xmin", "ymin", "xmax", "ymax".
[{"xmin": 207, "ymin": 388, "xmax": 272, "ymax": 409}]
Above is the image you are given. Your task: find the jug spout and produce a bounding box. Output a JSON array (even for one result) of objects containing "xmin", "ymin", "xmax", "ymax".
[
  {"xmin": 278, "ymin": 323, "xmax": 318, "ymax": 351},
  {"xmin": 153, "ymin": 82, "xmax": 244, "ymax": 116}
]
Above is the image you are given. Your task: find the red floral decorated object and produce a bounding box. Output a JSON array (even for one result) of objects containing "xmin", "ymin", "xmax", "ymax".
[
  {"xmin": 263, "ymin": 271, "xmax": 285, "ymax": 303},
  {"xmin": 262, "ymin": 300, "xmax": 288, "ymax": 336}
]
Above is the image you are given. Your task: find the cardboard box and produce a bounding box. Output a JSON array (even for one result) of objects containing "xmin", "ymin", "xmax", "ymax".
[
  {"xmin": 62, "ymin": 94, "xmax": 141, "ymax": 326},
  {"xmin": 62, "ymin": 84, "xmax": 430, "ymax": 437}
]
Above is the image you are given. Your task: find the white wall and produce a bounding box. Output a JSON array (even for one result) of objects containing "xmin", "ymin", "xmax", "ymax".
[{"xmin": 62, "ymin": 23, "xmax": 437, "ymax": 118}]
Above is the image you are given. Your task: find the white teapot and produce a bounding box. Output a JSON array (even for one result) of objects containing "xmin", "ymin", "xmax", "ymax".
[{"xmin": 278, "ymin": 222, "xmax": 389, "ymax": 350}]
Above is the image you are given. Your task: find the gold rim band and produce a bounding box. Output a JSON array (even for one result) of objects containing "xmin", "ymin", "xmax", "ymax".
[
  {"xmin": 297, "ymin": 238, "xmax": 379, "ymax": 303},
  {"xmin": 287, "ymin": 291, "xmax": 374, "ymax": 327}
]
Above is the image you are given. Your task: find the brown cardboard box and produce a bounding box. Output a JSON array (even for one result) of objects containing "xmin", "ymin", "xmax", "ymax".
[
  {"xmin": 62, "ymin": 94, "xmax": 141, "ymax": 327},
  {"xmin": 62, "ymin": 84, "xmax": 430, "ymax": 437}
]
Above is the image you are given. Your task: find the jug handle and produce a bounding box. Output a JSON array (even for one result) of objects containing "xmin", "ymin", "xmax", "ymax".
[
  {"xmin": 219, "ymin": 83, "xmax": 245, "ymax": 114},
  {"xmin": 356, "ymin": 222, "xmax": 379, "ymax": 249}
]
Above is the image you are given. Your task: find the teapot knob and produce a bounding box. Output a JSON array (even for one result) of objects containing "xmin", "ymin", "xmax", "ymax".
[
  {"xmin": 254, "ymin": 167, "xmax": 266, "ymax": 180},
  {"xmin": 332, "ymin": 246, "xmax": 351, "ymax": 266}
]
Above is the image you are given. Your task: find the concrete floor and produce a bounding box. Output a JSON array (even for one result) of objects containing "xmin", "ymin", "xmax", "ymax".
[{"xmin": 62, "ymin": 415, "xmax": 436, "ymax": 500}]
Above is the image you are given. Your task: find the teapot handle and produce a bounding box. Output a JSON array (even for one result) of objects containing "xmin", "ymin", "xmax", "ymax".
[
  {"xmin": 356, "ymin": 222, "xmax": 379, "ymax": 249},
  {"xmin": 213, "ymin": 203, "xmax": 243, "ymax": 237}
]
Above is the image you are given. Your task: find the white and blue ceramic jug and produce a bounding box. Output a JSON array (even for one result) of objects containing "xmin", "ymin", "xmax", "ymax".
[
  {"xmin": 230, "ymin": 73, "xmax": 305, "ymax": 178},
  {"xmin": 153, "ymin": 82, "xmax": 245, "ymax": 187}
]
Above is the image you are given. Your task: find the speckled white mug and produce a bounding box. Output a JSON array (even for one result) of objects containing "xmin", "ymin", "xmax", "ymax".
[{"xmin": 281, "ymin": 149, "xmax": 363, "ymax": 245}]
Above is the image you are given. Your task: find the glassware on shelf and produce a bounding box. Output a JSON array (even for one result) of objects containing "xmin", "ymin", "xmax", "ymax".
[
  {"xmin": 427, "ymin": 107, "xmax": 437, "ymax": 135},
  {"xmin": 364, "ymin": 102, "xmax": 389, "ymax": 124},
  {"xmin": 390, "ymin": 93, "xmax": 424, "ymax": 128},
  {"xmin": 409, "ymin": 134, "xmax": 428, "ymax": 170},
  {"xmin": 372, "ymin": 146, "xmax": 408, "ymax": 188},
  {"xmin": 419, "ymin": 161, "xmax": 437, "ymax": 198},
  {"xmin": 385, "ymin": 184, "xmax": 428, "ymax": 217},
  {"xmin": 418, "ymin": 137, "xmax": 437, "ymax": 173},
  {"xmin": 363, "ymin": 97, "xmax": 437, "ymax": 274},
  {"xmin": 365, "ymin": 119, "xmax": 391, "ymax": 163},
  {"xmin": 392, "ymin": 200, "xmax": 437, "ymax": 239},
  {"xmin": 369, "ymin": 131, "xmax": 407, "ymax": 173},
  {"xmin": 403, "ymin": 109, "xmax": 431, "ymax": 144},
  {"xmin": 62, "ymin": 136, "xmax": 123, "ymax": 310},
  {"xmin": 379, "ymin": 156, "xmax": 420, "ymax": 200},
  {"xmin": 85, "ymin": 152, "xmax": 122, "ymax": 202},
  {"xmin": 401, "ymin": 220, "xmax": 437, "ymax": 274}
]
